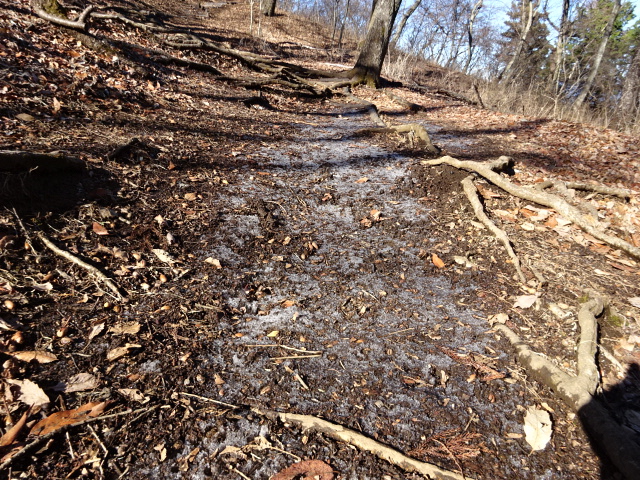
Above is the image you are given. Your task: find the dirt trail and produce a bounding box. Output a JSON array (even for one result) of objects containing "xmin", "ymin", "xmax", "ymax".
[{"xmin": 2, "ymin": 0, "xmax": 639, "ymax": 478}]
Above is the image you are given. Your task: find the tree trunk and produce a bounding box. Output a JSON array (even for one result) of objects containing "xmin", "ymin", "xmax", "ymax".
[
  {"xmin": 351, "ymin": 0, "xmax": 403, "ymax": 86},
  {"xmin": 464, "ymin": 0, "xmax": 483, "ymax": 73},
  {"xmin": 574, "ymin": 0, "xmax": 621, "ymax": 107},
  {"xmin": 549, "ymin": 0, "xmax": 570, "ymax": 94},
  {"xmin": 619, "ymin": 44, "xmax": 640, "ymax": 114},
  {"xmin": 261, "ymin": 0, "xmax": 276, "ymax": 17},
  {"xmin": 390, "ymin": 0, "xmax": 421, "ymax": 46},
  {"xmin": 499, "ymin": 0, "xmax": 536, "ymax": 82}
]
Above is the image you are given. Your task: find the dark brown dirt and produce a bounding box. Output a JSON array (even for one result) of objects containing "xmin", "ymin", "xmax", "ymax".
[{"xmin": 1, "ymin": 1, "xmax": 640, "ymax": 479}]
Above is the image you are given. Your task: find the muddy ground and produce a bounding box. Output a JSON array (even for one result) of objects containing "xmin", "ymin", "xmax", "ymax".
[{"xmin": 1, "ymin": 0, "xmax": 640, "ymax": 479}]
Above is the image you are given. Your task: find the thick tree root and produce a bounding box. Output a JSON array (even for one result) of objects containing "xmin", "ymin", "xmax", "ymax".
[
  {"xmin": 535, "ymin": 179, "xmax": 633, "ymax": 200},
  {"xmin": 259, "ymin": 410, "xmax": 465, "ymax": 480},
  {"xmin": 37, "ymin": 232, "xmax": 125, "ymax": 301},
  {"xmin": 495, "ymin": 294, "xmax": 640, "ymax": 479},
  {"xmin": 422, "ymin": 156, "xmax": 640, "ymax": 260},
  {"xmin": 461, "ymin": 175, "xmax": 527, "ymax": 283},
  {"xmin": 343, "ymin": 88, "xmax": 440, "ymax": 154},
  {"xmin": 0, "ymin": 150, "xmax": 85, "ymax": 173}
]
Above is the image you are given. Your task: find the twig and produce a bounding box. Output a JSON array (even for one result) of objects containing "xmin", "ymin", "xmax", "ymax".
[
  {"xmin": 179, "ymin": 392, "xmax": 239, "ymax": 409},
  {"xmin": 37, "ymin": 232, "xmax": 125, "ymax": 301},
  {"xmin": 257, "ymin": 410, "xmax": 466, "ymax": 480},
  {"xmin": 460, "ymin": 175, "xmax": 526, "ymax": 283}
]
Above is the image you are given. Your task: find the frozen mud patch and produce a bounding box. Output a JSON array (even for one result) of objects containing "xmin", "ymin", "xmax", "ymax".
[{"xmin": 168, "ymin": 108, "xmax": 532, "ymax": 478}]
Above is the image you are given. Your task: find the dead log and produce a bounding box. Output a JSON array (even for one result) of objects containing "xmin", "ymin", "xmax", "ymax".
[{"xmin": 0, "ymin": 150, "xmax": 85, "ymax": 173}]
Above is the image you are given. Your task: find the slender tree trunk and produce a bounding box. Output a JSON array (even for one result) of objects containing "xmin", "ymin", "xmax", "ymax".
[
  {"xmin": 499, "ymin": 0, "xmax": 536, "ymax": 82},
  {"xmin": 337, "ymin": 0, "xmax": 352, "ymax": 48},
  {"xmin": 549, "ymin": 0, "xmax": 570, "ymax": 94},
  {"xmin": 351, "ymin": 0, "xmax": 403, "ymax": 86},
  {"xmin": 620, "ymin": 45, "xmax": 640, "ymax": 113},
  {"xmin": 574, "ymin": 0, "xmax": 621, "ymax": 107},
  {"xmin": 464, "ymin": 0, "xmax": 483, "ymax": 73},
  {"xmin": 261, "ymin": 0, "xmax": 276, "ymax": 17},
  {"xmin": 390, "ymin": 0, "xmax": 421, "ymax": 46}
]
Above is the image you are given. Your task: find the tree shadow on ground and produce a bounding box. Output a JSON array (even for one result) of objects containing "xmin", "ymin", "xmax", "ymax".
[
  {"xmin": 579, "ymin": 363, "xmax": 640, "ymax": 479},
  {"xmin": 0, "ymin": 165, "xmax": 120, "ymax": 216}
]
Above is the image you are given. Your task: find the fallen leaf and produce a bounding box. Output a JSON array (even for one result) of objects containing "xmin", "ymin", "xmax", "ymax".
[
  {"xmin": 204, "ymin": 257, "xmax": 222, "ymax": 269},
  {"xmin": 118, "ymin": 388, "xmax": 148, "ymax": 403},
  {"xmin": 355, "ymin": 177, "xmax": 368, "ymax": 183},
  {"xmin": 16, "ymin": 113, "xmax": 34, "ymax": 122},
  {"xmin": 152, "ymin": 248, "xmax": 175, "ymax": 264},
  {"xmin": 271, "ymin": 459, "xmax": 334, "ymax": 480},
  {"xmin": 30, "ymin": 401, "xmax": 109, "ymax": 436},
  {"xmin": 282, "ymin": 300, "xmax": 295, "ymax": 308},
  {"xmin": 107, "ymin": 343, "xmax": 141, "ymax": 362},
  {"xmin": 88, "ymin": 322, "xmax": 105, "ymax": 340},
  {"xmin": 521, "ymin": 222, "xmax": 536, "ymax": 231},
  {"xmin": 6, "ymin": 379, "xmax": 49, "ymax": 406},
  {"xmin": 488, "ymin": 313, "xmax": 509, "ymax": 325},
  {"xmin": 6, "ymin": 351, "xmax": 57, "ymax": 363},
  {"xmin": 267, "ymin": 330, "xmax": 279, "ymax": 337},
  {"xmin": 369, "ymin": 209, "xmax": 382, "ymax": 221},
  {"xmin": 629, "ymin": 297, "xmax": 640, "ymax": 308},
  {"xmin": 52, "ymin": 373, "xmax": 100, "ymax": 393},
  {"xmin": 109, "ymin": 321, "xmax": 141, "ymax": 335},
  {"xmin": 523, "ymin": 406, "xmax": 552, "ymax": 451},
  {"xmin": 184, "ymin": 193, "xmax": 197, "ymax": 201},
  {"xmin": 513, "ymin": 294, "xmax": 538, "ymax": 309},
  {"xmin": 432, "ymin": 253, "xmax": 445, "ymax": 268}
]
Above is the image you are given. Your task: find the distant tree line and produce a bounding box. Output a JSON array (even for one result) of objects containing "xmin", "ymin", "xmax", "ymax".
[{"xmin": 282, "ymin": 0, "xmax": 640, "ymax": 127}]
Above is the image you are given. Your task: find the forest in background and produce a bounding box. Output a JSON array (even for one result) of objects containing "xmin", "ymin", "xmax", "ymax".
[{"xmin": 280, "ymin": 0, "xmax": 640, "ymax": 132}]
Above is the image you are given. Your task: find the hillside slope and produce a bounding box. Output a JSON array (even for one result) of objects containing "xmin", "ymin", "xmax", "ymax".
[{"xmin": 1, "ymin": 1, "xmax": 640, "ymax": 479}]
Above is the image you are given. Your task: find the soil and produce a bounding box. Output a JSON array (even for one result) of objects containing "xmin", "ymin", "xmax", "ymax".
[{"xmin": 1, "ymin": 1, "xmax": 640, "ymax": 479}]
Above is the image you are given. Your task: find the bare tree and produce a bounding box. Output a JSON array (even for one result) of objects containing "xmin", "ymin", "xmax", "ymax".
[
  {"xmin": 499, "ymin": 0, "xmax": 539, "ymax": 82},
  {"xmin": 464, "ymin": 0, "xmax": 483, "ymax": 72},
  {"xmin": 351, "ymin": 0, "xmax": 403, "ymax": 85},
  {"xmin": 574, "ymin": 0, "xmax": 622, "ymax": 106},
  {"xmin": 619, "ymin": 44, "xmax": 640, "ymax": 115},
  {"xmin": 548, "ymin": 0, "xmax": 570, "ymax": 94},
  {"xmin": 261, "ymin": 0, "xmax": 277, "ymax": 16},
  {"xmin": 391, "ymin": 0, "xmax": 422, "ymax": 46}
]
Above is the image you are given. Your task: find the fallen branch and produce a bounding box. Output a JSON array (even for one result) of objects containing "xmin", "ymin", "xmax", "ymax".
[
  {"xmin": 422, "ymin": 156, "xmax": 640, "ymax": 260},
  {"xmin": 461, "ymin": 175, "xmax": 526, "ymax": 283},
  {"xmin": 259, "ymin": 410, "xmax": 465, "ymax": 480},
  {"xmin": 37, "ymin": 232, "xmax": 125, "ymax": 301},
  {"xmin": 0, "ymin": 150, "xmax": 85, "ymax": 173},
  {"xmin": 384, "ymin": 89, "xmax": 422, "ymax": 112}
]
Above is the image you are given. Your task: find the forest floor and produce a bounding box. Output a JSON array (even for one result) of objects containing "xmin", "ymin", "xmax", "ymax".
[{"xmin": 1, "ymin": 1, "xmax": 640, "ymax": 479}]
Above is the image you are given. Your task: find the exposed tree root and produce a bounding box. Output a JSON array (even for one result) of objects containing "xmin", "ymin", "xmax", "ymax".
[
  {"xmin": 31, "ymin": 0, "xmax": 94, "ymax": 31},
  {"xmin": 461, "ymin": 175, "xmax": 527, "ymax": 283},
  {"xmin": 535, "ymin": 179, "xmax": 633, "ymax": 200},
  {"xmin": 343, "ymin": 88, "xmax": 440, "ymax": 154},
  {"xmin": 422, "ymin": 156, "xmax": 640, "ymax": 260},
  {"xmin": 0, "ymin": 151, "xmax": 85, "ymax": 173},
  {"xmin": 259, "ymin": 410, "xmax": 465, "ymax": 480},
  {"xmin": 384, "ymin": 89, "xmax": 422, "ymax": 112},
  {"xmin": 495, "ymin": 294, "xmax": 640, "ymax": 479},
  {"xmin": 37, "ymin": 232, "xmax": 125, "ymax": 301}
]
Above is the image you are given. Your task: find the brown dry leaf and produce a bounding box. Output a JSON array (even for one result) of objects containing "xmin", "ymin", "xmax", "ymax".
[
  {"xmin": 355, "ymin": 177, "xmax": 368, "ymax": 184},
  {"xmin": 6, "ymin": 379, "xmax": 49, "ymax": 406},
  {"xmin": 0, "ymin": 409, "xmax": 29, "ymax": 447},
  {"xmin": 370, "ymin": 209, "xmax": 382, "ymax": 221},
  {"xmin": 432, "ymin": 253, "xmax": 445, "ymax": 269},
  {"xmin": 30, "ymin": 401, "xmax": 109, "ymax": 436},
  {"xmin": 271, "ymin": 459, "xmax": 334, "ymax": 480},
  {"xmin": 184, "ymin": 193, "xmax": 197, "ymax": 201},
  {"xmin": 107, "ymin": 343, "xmax": 141, "ymax": 362},
  {"xmin": 109, "ymin": 321, "xmax": 141, "ymax": 335},
  {"xmin": 6, "ymin": 351, "xmax": 57, "ymax": 363},
  {"xmin": 513, "ymin": 294, "xmax": 539, "ymax": 309},
  {"xmin": 88, "ymin": 322, "xmax": 105, "ymax": 340},
  {"xmin": 92, "ymin": 222, "xmax": 109, "ymax": 236},
  {"xmin": 282, "ymin": 300, "xmax": 295, "ymax": 308},
  {"xmin": 204, "ymin": 257, "xmax": 222, "ymax": 269}
]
